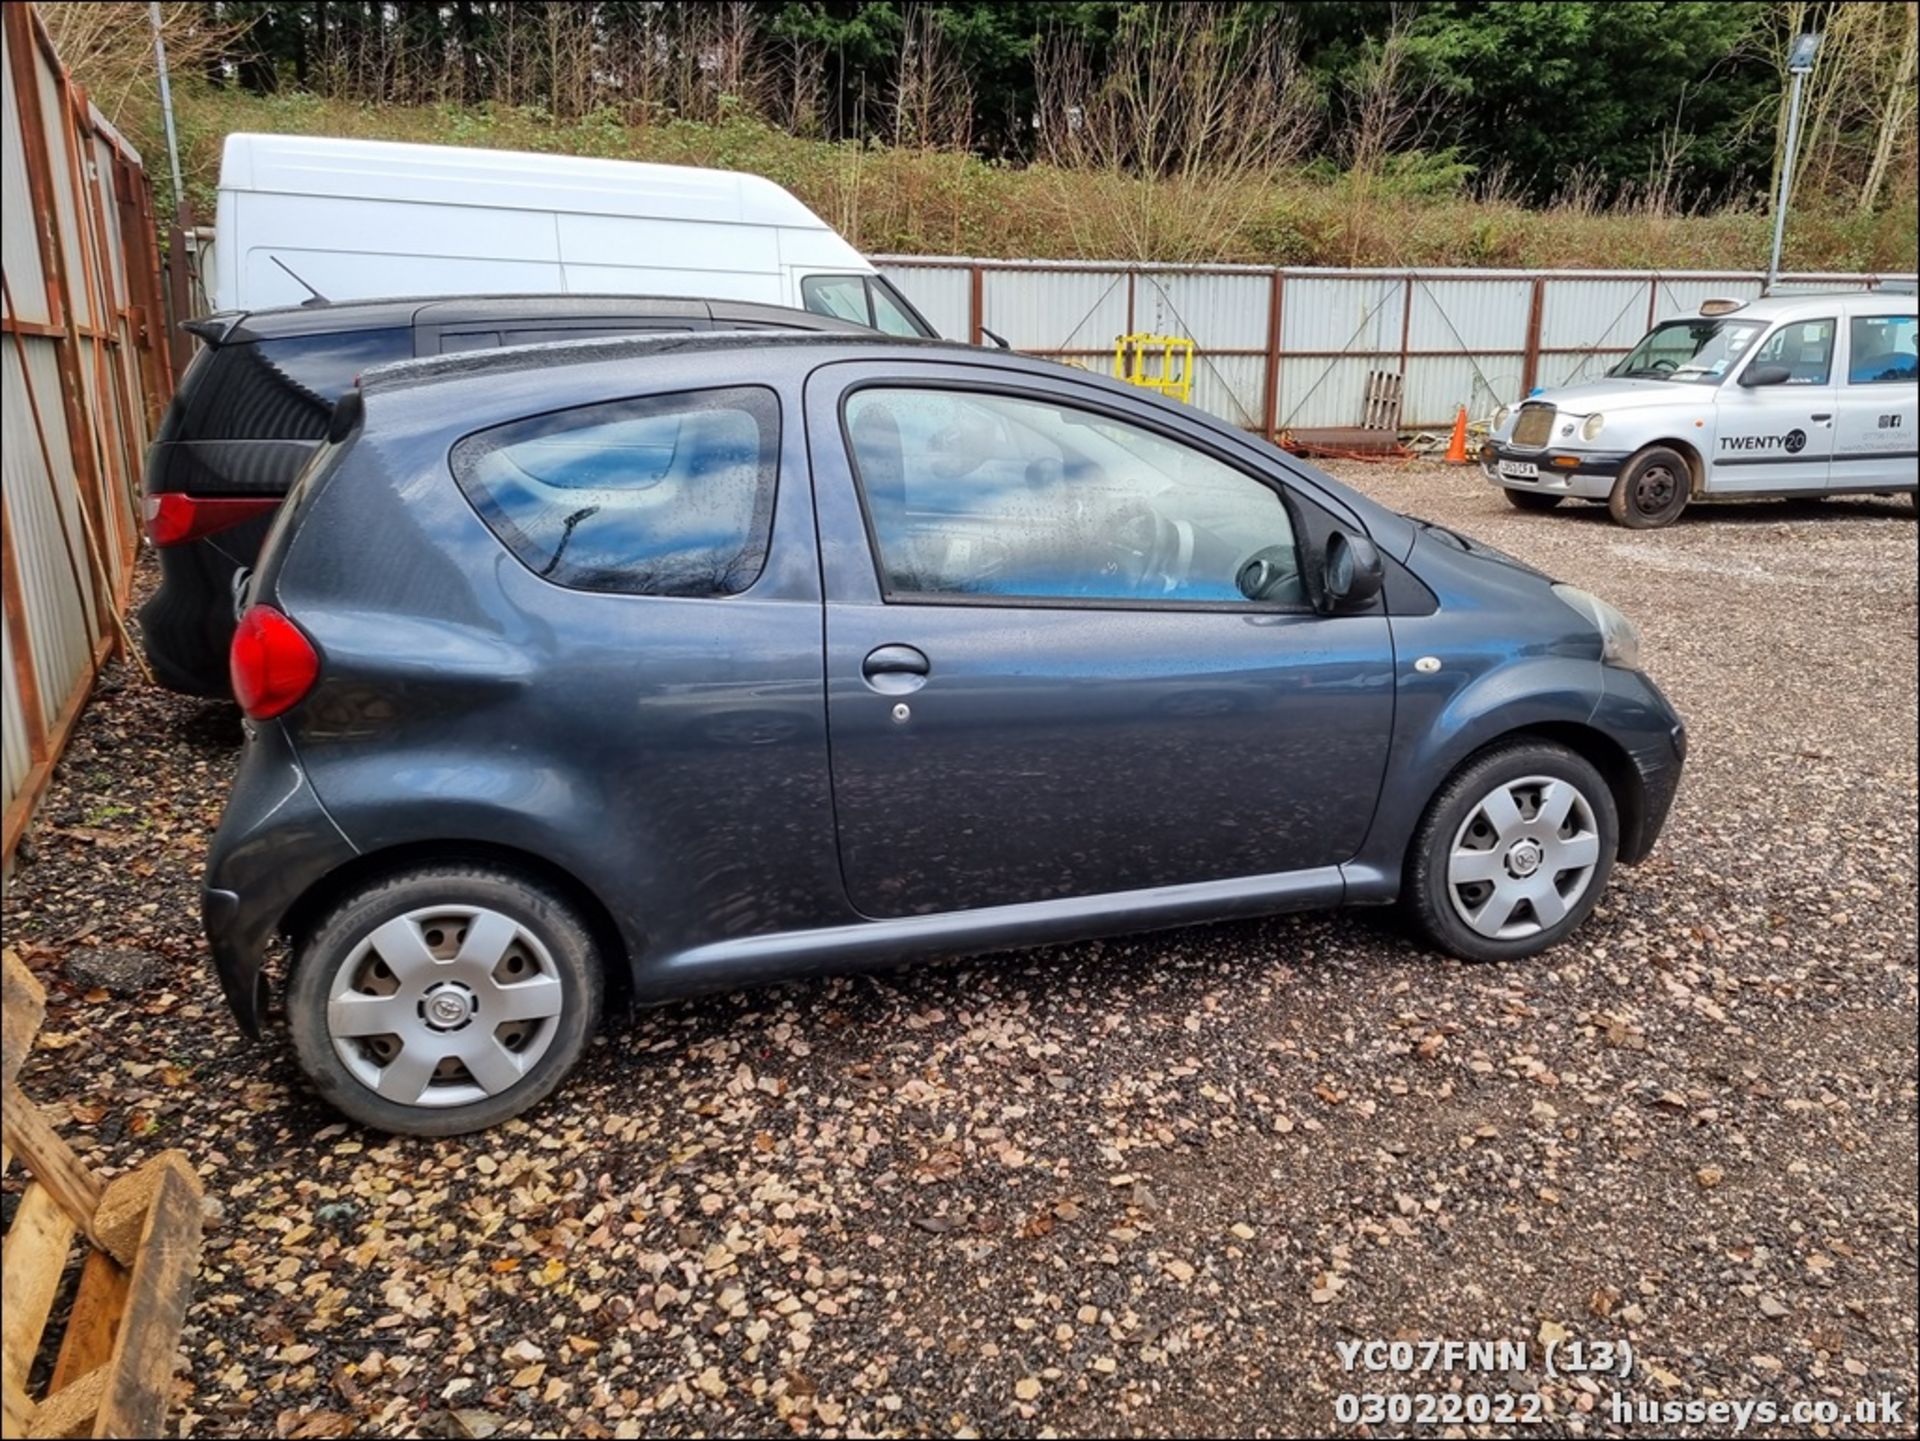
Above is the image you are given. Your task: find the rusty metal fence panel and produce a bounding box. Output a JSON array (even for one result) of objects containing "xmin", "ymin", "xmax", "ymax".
[
  {"xmin": 876, "ymin": 257, "xmax": 1915, "ymax": 434},
  {"xmin": 2, "ymin": 3, "xmax": 173, "ymax": 868}
]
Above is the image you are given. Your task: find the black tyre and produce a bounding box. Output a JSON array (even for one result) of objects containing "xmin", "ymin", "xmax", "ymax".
[
  {"xmin": 1401, "ymin": 740, "xmax": 1619, "ymax": 963},
  {"xmin": 287, "ymin": 865, "xmax": 604, "ymax": 1136},
  {"xmin": 1607, "ymin": 447, "xmax": 1691, "ymax": 529},
  {"xmin": 1503, "ymin": 488, "xmax": 1565, "ymax": 512}
]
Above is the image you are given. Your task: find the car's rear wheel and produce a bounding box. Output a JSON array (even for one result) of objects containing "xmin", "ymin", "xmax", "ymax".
[
  {"xmin": 1402, "ymin": 740, "xmax": 1618, "ymax": 962},
  {"xmin": 1607, "ymin": 447, "xmax": 1691, "ymax": 529},
  {"xmin": 1504, "ymin": 489, "xmax": 1564, "ymax": 512},
  {"xmin": 287, "ymin": 865, "xmax": 602, "ymax": 1136}
]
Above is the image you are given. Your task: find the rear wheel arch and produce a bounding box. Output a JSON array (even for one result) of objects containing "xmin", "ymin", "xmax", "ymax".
[{"xmin": 280, "ymin": 840, "xmax": 634, "ymax": 1002}]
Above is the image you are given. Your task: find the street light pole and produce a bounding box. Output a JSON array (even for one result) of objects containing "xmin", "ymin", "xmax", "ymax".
[
  {"xmin": 1766, "ymin": 33, "xmax": 1822, "ymax": 296},
  {"xmin": 149, "ymin": 2, "xmax": 185, "ymax": 213}
]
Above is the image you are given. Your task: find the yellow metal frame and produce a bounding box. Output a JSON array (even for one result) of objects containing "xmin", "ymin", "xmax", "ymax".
[{"xmin": 1112, "ymin": 333, "xmax": 1194, "ymax": 404}]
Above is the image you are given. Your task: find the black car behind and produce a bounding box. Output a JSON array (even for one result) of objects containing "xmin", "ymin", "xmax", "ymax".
[{"xmin": 138, "ymin": 293, "xmax": 869, "ymax": 694}]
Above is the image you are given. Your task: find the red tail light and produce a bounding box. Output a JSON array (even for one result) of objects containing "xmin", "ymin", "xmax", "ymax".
[
  {"xmin": 144, "ymin": 493, "xmax": 279, "ymax": 547},
  {"xmin": 231, "ymin": 605, "xmax": 319, "ymax": 719}
]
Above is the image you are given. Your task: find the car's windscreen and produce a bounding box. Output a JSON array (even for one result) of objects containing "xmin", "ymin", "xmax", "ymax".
[{"xmin": 1607, "ymin": 318, "xmax": 1766, "ymax": 385}]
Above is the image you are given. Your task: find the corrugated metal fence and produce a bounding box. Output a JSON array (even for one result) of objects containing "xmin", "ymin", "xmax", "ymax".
[
  {"xmin": 876, "ymin": 256, "xmax": 1917, "ymax": 435},
  {"xmin": 2, "ymin": 3, "xmax": 173, "ymax": 866}
]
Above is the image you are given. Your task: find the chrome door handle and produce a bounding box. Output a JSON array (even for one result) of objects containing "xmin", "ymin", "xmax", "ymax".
[{"xmin": 862, "ymin": 644, "xmax": 929, "ymax": 695}]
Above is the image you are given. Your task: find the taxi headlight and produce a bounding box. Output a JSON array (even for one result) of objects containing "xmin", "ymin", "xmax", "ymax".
[
  {"xmin": 1581, "ymin": 412, "xmax": 1606, "ymax": 441},
  {"xmin": 1553, "ymin": 584, "xmax": 1641, "ymax": 670},
  {"xmin": 1493, "ymin": 404, "xmax": 1512, "ymax": 432}
]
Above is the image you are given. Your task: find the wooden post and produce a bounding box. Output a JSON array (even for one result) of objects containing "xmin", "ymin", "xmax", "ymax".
[
  {"xmin": 1522, "ymin": 276, "xmax": 1546, "ymax": 394},
  {"xmin": 968, "ymin": 263, "xmax": 984, "ymax": 346},
  {"xmin": 1399, "ymin": 274, "xmax": 1414, "ymax": 379},
  {"xmin": 1262, "ymin": 271, "xmax": 1284, "ymax": 442}
]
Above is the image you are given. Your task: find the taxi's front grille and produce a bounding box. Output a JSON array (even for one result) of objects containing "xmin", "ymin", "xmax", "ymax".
[{"xmin": 1511, "ymin": 404, "xmax": 1556, "ymax": 448}]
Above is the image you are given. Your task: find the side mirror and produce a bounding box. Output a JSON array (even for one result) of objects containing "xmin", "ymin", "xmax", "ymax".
[
  {"xmin": 1318, "ymin": 530, "xmax": 1384, "ymax": 615},
  {"xmin": 1739, "ymin": 363, "xmax": 1792, "ymax": 388}
]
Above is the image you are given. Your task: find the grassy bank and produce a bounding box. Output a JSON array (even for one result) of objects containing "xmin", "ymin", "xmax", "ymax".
[{"xmin": 171, "ymin": 88, "xmax": 1916, "ymax": 272}]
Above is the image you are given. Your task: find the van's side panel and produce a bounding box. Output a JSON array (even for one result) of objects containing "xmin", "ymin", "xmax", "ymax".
[
  {"xmin": 556, "ymin": 213, "xmax": 786, "ymax": 303},
  {"xmin": 228, "ymin": 192, "xmax": 565, "ymax": 310}
]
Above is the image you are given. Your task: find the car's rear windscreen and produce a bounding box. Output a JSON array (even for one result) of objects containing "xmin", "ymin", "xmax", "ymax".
[{"xmin": 171, "ymin": 328, "xmax": 411, "ymax": 444}]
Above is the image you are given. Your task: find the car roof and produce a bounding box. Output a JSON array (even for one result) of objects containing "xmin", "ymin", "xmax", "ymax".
[
  {"xmin": 359, "ymin": 331, "xmax": 964, "ymax": 395},
  {"xmin": 189, "ymin": 293, "xmax": 870, "ymax": 344},
  {"xmin": 1663, "ymin": 290, "xmax": 1913, "ymax": 325}
]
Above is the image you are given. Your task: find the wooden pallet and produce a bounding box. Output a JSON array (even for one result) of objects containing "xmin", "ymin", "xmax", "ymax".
[
  {"xmin": 1362, "ymin": 369, "xmax": 1404, "ymax": 432},
  {"xmin": 2, "ymin": 949, "xmax": 202, "ymax": 1439}
]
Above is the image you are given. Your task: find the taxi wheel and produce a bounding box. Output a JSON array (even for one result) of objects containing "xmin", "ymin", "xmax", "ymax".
[
  {"xmin": 1504, "ymin": 489, "xmax": 1564, "ymax": 512},
  {"xmin": 1608, "ymin": 447, "xmax": 1691, "ymax": 529}
]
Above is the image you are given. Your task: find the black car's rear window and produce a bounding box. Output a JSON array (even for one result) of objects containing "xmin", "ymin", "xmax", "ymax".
[
  {"xmin": 450, "ymin": 387, "xmax": 780, "ymax": 598},
  {"xmin": 175, "ymin": 328, "xmax": 411, "ymax": 442}
]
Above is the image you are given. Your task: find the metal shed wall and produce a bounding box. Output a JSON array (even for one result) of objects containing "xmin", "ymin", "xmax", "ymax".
[
  {"xmin": 876, "ymin": 257, "xmax": 1915, "ymax": 435},
  {"xmin": 2, "ymin": 3, "xmax": 173, "ymax": 869}
]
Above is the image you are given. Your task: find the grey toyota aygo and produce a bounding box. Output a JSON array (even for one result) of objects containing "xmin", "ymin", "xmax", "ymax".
[{"xmin": 205, "ymin": 333, "xmax": 1686, "ymax": 1135}]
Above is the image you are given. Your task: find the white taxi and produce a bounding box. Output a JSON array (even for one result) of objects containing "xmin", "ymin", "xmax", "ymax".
[{"xmin": 1482, "ymin": 290, "xmax": 1917, "ymax": 528}]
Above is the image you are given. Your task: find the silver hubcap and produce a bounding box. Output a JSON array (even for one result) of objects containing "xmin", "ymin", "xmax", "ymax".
[
  {"xmin": 1447, "ymin": 775, "xmax": 1602, "ymax": 941},
  {"xmin": 326, "ymin": 905, "xmax": 565, "ymax": 1108}
]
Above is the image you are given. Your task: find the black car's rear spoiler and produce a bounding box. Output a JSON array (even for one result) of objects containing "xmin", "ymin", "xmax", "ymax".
[{"xmin": 183, "ymin": 313, "xmax": 244, "ymax": 345}]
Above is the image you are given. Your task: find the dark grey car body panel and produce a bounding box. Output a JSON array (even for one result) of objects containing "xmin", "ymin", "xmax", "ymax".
[{"xmin": 203, "ymin": 336, "xmax": 1685, "ymax": 1035}]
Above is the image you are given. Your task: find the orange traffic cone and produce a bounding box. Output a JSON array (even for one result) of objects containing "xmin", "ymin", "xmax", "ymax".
[{"xmin": 1443, "ymin": 405, "xmax": 1471, "ymax": 465}]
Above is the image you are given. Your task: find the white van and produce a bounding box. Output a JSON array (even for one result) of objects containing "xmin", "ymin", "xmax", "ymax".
[{"xmin": 209, "ymin": 133, "xmax": 937, "ymax": 336}]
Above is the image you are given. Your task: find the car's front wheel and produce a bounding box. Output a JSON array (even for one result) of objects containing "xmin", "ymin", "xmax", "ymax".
[
  {"xmin": 1402, "ymin": 740, "xmax": 1619, "ymax": 962},
  {"xmin": 1503, "ymin": 489, "xmax": 1564, "ymax": 512},
  {"xmin": 1607, "ymin": 447, "xmax": 1691, "ymax": 529},
  {"xmin": 287, "ymin": 865, "xmax": 603, "ymax": 1136}
]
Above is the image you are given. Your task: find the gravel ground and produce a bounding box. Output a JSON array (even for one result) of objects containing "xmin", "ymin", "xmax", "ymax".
[{"xmin": 3, "ymin": 463, "xmax": 1915, "ymax": 1439}]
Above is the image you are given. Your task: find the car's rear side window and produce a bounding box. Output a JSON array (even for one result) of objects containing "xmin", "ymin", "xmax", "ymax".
[
  {"xmin": 178, "ymin": 327, "xmax": 411, "ymax": 441},
  {"xmin": 451, "ymin": 387, "xmax": 780, "ymax": 597},
  {"xmin": 1848, "ymin": 314, "xmax": 1918, "ymax": 384}
]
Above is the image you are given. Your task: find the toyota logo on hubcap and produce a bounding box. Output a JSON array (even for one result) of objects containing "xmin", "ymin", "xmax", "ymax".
[{"xmin": 1507, "ymin": 840, "xmax": 1544, "ymax": 878}]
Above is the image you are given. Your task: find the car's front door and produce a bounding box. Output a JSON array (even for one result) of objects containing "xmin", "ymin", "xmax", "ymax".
[
  {"xmin": 806, "ymin": 363, "xmax": 1397, "ymax": 919},
  {"xmin": 1710, "ymin": 316, "xmax": 1839, "ymax": 494}
]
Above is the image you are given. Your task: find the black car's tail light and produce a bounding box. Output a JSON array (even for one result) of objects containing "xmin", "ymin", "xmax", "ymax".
[
  {"xmin": 230, "ymin": 605, "xmax": 318, "ymax": 719},
  {"xmin": 144, "ymin": 492, "xmax": 279, "ymax": 548}
]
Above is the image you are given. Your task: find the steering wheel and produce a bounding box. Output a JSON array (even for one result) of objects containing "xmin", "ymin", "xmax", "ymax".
[
  {"xmin": 1096, "ymin": 502, "xmax": 1180, "ymax": 594},
  {"xmin": 1648, "ymin": 358, "xmax": 1678, "ymax": 374}
]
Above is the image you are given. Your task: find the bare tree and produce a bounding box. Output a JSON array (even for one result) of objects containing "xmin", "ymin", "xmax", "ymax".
[
  {"xmin": 1340, "ymin": 10, "xmax": 1432, "ymax": 180},
  {"xmin": 1035, "ymin": 4, "xmax": 1318, "ymax": 261},
  {"xmin": 45, "ymin": 3, "xmax": 240, "ymax": 126},
  {"xmin": 767, "ymin": 28, "xmax": 828, "ymax": 138},
  {"xmin": 891, "ymin": 5, "xmax": 974, "ymax": 152},
  {"xmin": 1745, "ymin": 0, "xmax": 1919, "ymax": 210},
  {"xmin": 1859, "ymin": 1, "xmax": 1919, "ymax": 211},
  {"xmin": 1334, "ymin": 7, "xmax": 1443, "ymax": 261}
]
